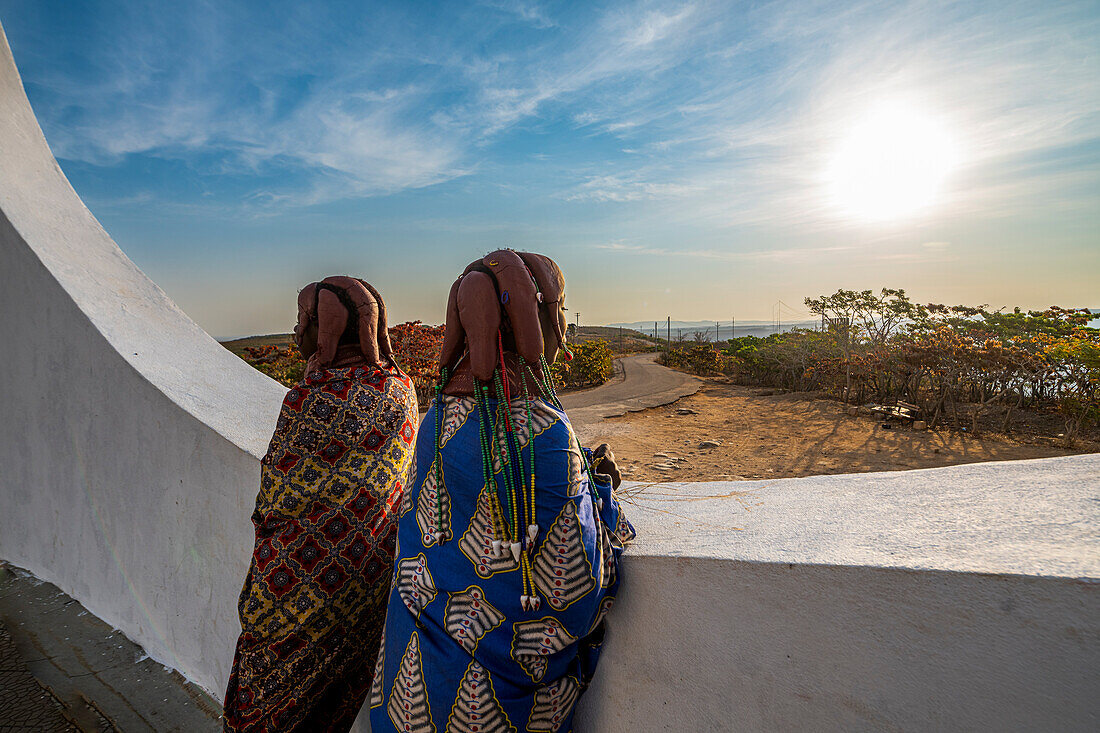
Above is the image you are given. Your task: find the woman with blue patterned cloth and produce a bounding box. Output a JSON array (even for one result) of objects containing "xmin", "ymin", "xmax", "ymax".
[{"xmin": 370, "ymin": 250, "xmax": 634, "ymax": 733}]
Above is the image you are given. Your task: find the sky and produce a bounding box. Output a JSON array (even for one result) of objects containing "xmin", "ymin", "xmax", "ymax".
[{"xmin": 1, "ymin": 0, "xmax": 1097, "ymax": 338}]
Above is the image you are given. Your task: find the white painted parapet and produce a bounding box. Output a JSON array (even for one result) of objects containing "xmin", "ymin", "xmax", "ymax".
[
  {"xmin": 1, "ymin": 21, "xmax": 1097, "ymax": 731},
  {"xmin": 577, "ymin": 455, "xmax": 1100, "ymax": 731}
]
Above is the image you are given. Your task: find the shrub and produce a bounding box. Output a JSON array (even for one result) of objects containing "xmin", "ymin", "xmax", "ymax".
[
  {"xmin": 722, "ymin": 291, "xmax": 1099, "ymax": 439},
  {"xmin": 659, "ymin": 341, "xmax": 734, "ymax": 375},
  {"xmin": 241, "ymin": 344, "xmax": 305, "ymax": 386},
  {"xmin": 551, "ymin": 340, "xmax": 614, "ymax": 389},
  {"xmin": 238, "ymin": 321, "xmax": 445, "ymax": 403}
]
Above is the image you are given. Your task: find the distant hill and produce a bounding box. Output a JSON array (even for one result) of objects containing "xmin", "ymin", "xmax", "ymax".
[
  {"xmin": 220, "ymin": 327, "xmax": 658, "ymax": 357},
  {"xmin": 220, "ymin": 333, "xmax": 294, "ymax": 355},
  {"xmin": 571, "ymin": 325, "xmax": 653, "ymax": 352},
  {"xmin": 604, "ymin": 320, "xmax": 818, "ymax": 341}
]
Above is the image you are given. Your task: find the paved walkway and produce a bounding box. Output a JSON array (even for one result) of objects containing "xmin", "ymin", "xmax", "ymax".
[
  {"xmin": 0, "ymin": 564, "xmax": 221, "ymax": 732},
  {"xmin": 560, "ymin": 353, "xmax": 701, "ymax": 443},
  {"xmin": 0, "ymin": 617, "xmax": 75, "ymax": 731}
]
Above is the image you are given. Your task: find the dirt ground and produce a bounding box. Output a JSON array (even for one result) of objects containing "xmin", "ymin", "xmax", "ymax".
[{"xmin": 582, "ymin": 378, "xmax": 1098, "ymax": 482}]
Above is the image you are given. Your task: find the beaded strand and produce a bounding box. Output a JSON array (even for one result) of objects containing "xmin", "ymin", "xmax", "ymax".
[
  {"xmin": 518, "ymin": 356, "xmax": 538, "ymax": 547},
  {"xmin": 491, "ymin": 372, "xmax": 522, "ymax": 562},
  {"xmin": 431, "ymin": 367, "xmax": 449, "ymax": 543},
  {"xmin": 531, "ymin": 356, "xmax": 603, "ymax": 509},
  {"xmin": 475, "ymin": 383, "xmax": 508, "ymax": 557},
  {"xmin": 517, "ymin": 355, "xmax": 541, "ymax": 610},
  {"xmin": 433, "ymin": 347, "xmax": 558, "ymax": 612}
]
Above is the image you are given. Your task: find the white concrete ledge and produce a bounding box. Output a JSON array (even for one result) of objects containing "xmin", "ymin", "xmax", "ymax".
[
  {"xmin": 577, "ymin": 456, "xmax": 1099, "ymax": 732},
  {"xmin": 620, "ymin": 454, "xmax": 1099, "ymax": 578},
  {"xmin": 1, "ymin": 20, "xmax": 1097, "ymax": 732}
]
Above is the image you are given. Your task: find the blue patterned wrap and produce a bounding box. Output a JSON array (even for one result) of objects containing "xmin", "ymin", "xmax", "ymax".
[{"xmin": 369, "ymin": 394, "xmax": 635, "ymax": 732}]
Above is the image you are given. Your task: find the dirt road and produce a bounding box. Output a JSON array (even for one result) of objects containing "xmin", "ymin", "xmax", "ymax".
[
  {"xmin": 560, "ymin": 353, "xmax": 701, "ymax": 442},
  {"xmin": 580, "ymin": 379, "xmax": 1092, "ymax": 482}
]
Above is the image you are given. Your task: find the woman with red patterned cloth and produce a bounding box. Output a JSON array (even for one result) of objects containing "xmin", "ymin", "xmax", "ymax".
[{"xmin": 223, "ymin": 276, "xmax": 418, "ymax": 732}]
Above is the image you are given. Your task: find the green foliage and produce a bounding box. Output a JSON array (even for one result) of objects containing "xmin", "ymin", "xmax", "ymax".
[
  {"xmin": 552, "ymin": 339, "xmax": 614, "ymax": 388},
  {"xmin": 659, "ymin": 340, "xmax": 733, "ymax": 375},
  {"xmin": 240, "ymin": 344, "xmax": 305, "ymax": 386},
  {"xmin": 724, "ymin": 290, "xmax": 1098, "ymax": 441}
]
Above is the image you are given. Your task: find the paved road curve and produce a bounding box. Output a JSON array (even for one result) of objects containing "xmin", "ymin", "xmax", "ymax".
[{"xmin": 560, "ymin": 353, "xmax": 701, "ymax": 438}]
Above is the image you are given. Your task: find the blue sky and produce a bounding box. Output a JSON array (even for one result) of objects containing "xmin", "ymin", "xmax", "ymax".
[{"xmin": 2, "ymin": 0, "xmax": 1097, "ymax": 338}]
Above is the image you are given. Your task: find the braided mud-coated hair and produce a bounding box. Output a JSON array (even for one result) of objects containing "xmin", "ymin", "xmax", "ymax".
[
  {"xmin": 440, "ymin": 249, "xmax": 566, "ymax": 380},
  {"xmin": 297, "ymin": 275, "xmax": 393, "ymax": 369}
]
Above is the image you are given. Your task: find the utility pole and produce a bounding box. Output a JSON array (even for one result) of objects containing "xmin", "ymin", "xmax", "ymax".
[
  {"xmin": 731, "ymin": 316, "xmax": 735, "ymax": 339},
  {"xmin": 654, "ymin": 322, "xmax": 658, "ymax": 353},
  {"xmin": 666, "ymin": 316, "xmax": 671, "ymax": 352},
  {"xmin": 715, "ymin": 321, "xmax": 719, "ymax": 343},
  {"xmin": 575, "ymin": 312, "xmax": 580, "ymax": 328}
]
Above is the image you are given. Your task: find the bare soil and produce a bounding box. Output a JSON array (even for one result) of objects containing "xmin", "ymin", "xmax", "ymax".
[{"xmin": 583, "ymin": 378, "xmax": 1098, "ymax": 482}]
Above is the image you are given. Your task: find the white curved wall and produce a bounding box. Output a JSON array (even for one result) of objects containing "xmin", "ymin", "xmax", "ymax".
[
  {"xmin": 0, "ymin": 22, "xmax": 285, "ymax": 697},
  {"xmin": 1, "ymin": 20, "xmax": 1098, "ymax": 732}
]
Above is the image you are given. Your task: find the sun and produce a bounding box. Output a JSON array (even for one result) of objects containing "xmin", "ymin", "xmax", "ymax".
[{"xmin": 826, "ymin": 102, "xmax": 959, "ymax": 222}]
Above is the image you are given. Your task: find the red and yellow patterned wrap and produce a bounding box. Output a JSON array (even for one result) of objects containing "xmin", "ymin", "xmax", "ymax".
[{"xmin": 224, "ymin": 364, "xmax": 417, "ymax": 732}]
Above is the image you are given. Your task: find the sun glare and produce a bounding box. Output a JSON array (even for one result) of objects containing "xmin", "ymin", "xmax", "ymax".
[{"xmin": 826, "ymin": 102, "xmax": 959, "ymax": 222}]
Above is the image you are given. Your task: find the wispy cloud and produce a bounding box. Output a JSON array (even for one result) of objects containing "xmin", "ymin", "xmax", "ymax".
[
  {"xmin": 592, "ymin": 240, "xmax": 861, "ymax": 263},
  {"xmin": 478, "ymin": 0, "xmax": 558, "ymax": 29},
  {"xmin": 10, "ymin": 0, "xmax": 1099, "ymax": 227},
  {"xmin": 564, "ymin": 173, "xmax": 698, "ymax": 202},
  {"xmin": 544, "ymin": 0, "xmax": 1100, "ymax": 233}
]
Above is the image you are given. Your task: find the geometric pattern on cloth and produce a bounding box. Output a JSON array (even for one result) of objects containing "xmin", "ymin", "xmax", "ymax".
[
  {"xmin": 444, "ymin": 659, "xmax": 516, "ymax": 733},
  {"xmin": 489, "ymin": 400, "xmax": 558, "ymax": 473},
  {"xmin": 564, "ymin": 424, "xmax": 586, "ymax": 498},
  {"xmin": 614, "ymin": 511, "xmax": 637, "ymax": 544},
  {"xmin": 416, "ymin": 457, "xmax": 452, "ymax": 546},
  {"xmin": 528, "ymin": 675, "xmax": 581, "ymax": 732},
  {"xmin": 510, "ymin": 617, "xmax": 577, "ymax": 684},
  {"xmin": 459, "ymin": 485, "xmax": 519, "ymax": 578},
  {"xmin": 531, "ymin": 502, "xmax": 595, "ymax": 611},
  {"xmin": 370, "ymin": 395, "xmax": 634, "ymax": 733},
  {"xmin": 439, "ymin": 396, "xmax": 475, "ymax": 448},
  {"xmin": 597, "ymin": 517, "xmax": 617, "ymax": 590},
  {"xmin": 223, "ymin": 364, "xmax": 417, "ymax": 733},
  {"xmin": 444, "ymin": 585, "xmax": 505, "ymax": 654},
  {"xmin": 396, "ymin": 553, "xmax": 437, "ymax": 620},
  {"xmin": 387, "ymin": 632, "xmax": 434, "ymax": 733},
  {"xmin": 588, "ymin": 597, "xmax": 615, "ymax": 636}
]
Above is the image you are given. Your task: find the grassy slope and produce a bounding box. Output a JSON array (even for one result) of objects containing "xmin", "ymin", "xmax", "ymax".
[
  {"xmin": 220, "ymin": 333, "xmax": 294, "ymax": 355},
  {"xmin": 221, "ymin": 327, "xmax": 655, "ymax": 353}
]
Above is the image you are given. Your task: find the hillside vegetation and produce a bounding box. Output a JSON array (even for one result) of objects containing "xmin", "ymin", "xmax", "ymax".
[
  {"xmin": 657, "ymin": 289, "xmax": 1099, "ymax": 446},
  {"xmin": 224, "ymin": 322, "xmax": 623, "ymax": 400}
]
